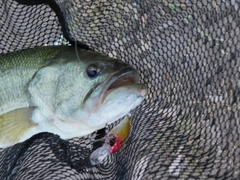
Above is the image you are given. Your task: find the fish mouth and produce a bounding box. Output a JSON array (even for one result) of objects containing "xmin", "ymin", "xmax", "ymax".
[
  {"xmin": 100, "ymin": 67, "xmax": 140, "ymax": 104},
  {"xmin": 82, "ymin": 67, "xmax": 140, "ymax": 111}
]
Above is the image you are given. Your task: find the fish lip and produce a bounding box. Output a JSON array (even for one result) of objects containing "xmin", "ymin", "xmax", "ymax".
[{"xmin": 99, "ymin": 67, "xmax": 140, "ymax": 104}]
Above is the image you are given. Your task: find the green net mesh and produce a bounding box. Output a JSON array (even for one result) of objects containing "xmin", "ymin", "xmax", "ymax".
[{"xmin": 1, "ymin": 0, "xmax": 240, "ymax": 179}]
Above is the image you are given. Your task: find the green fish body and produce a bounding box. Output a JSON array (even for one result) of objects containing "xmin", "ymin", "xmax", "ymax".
[{"xmin": 0, "ymin": 46, "xmax": 147, "ymax": 148}]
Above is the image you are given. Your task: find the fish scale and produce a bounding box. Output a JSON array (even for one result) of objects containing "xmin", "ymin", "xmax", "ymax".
[{"xmin": 0, "ymin": 47, "xmax": 61, "ymax": 115}]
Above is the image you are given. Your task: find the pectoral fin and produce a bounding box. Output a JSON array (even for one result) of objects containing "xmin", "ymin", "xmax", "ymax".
[{"xmin": 0, "ymin": 107, "xmax": 36, "ymax": 147}]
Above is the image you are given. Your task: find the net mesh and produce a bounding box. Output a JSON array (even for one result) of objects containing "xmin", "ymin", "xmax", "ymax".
[{"xmin": 1, "ymin": 0, "xmax": 240, "ymax": 179}]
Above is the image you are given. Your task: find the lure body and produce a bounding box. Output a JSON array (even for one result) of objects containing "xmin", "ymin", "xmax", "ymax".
[{"xmin": 90, "ymin": 116, "xmax": 131, "ymax": 165}]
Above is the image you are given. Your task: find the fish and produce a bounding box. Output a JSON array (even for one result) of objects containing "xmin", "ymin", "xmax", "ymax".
[
  {"xmin": 90, "ymin": 115, "xmax": 131, "ymax": 165},
  {"xmin": 0, "ymin": 46, "xmax": 147, "ymax": 148}
]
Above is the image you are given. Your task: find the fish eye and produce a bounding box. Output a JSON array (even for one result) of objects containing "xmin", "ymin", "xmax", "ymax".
[{"xmin": 86, "ymin": 65, "xmax": 100, "ymax": 78}]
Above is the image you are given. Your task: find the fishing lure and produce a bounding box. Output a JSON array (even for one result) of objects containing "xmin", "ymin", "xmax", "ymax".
[{"xmin": 90, "ymin": 115, "xmax": 131, "ymax": 165}]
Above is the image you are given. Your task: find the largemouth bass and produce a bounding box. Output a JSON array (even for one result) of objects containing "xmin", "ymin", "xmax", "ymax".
[{"xmin": 0, "ymin": 46, "xmax": 147, "ymax": 148}]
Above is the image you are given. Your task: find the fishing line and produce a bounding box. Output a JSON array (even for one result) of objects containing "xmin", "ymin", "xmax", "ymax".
[{"xmin": 74, "ymin": 39, "xmax": 81, "ymax": 62}]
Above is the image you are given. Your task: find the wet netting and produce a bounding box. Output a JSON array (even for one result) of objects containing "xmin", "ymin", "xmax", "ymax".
[{"xmin": 0, "ymin": 0, "xmax": 240, "ymax": 179}]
